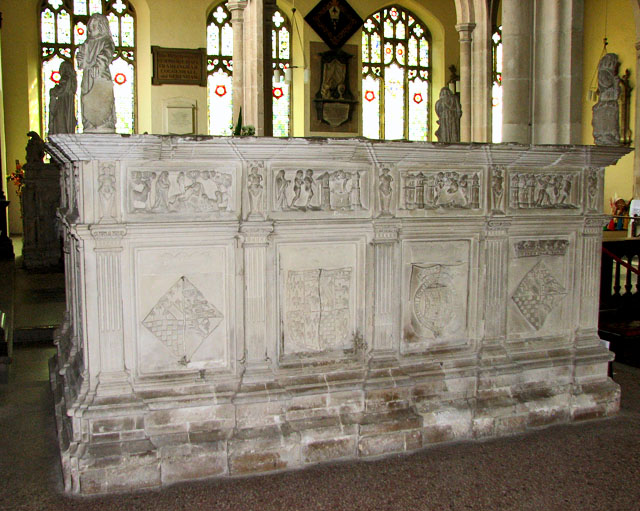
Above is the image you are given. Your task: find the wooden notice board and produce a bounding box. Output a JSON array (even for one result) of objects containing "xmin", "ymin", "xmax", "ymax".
[{"xmin": 151, "ymin": 46, "xmax": 207, "ymax": 86}]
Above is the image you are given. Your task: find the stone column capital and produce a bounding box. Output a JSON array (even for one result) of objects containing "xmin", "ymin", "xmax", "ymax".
[
  {"xmin": 484, "ymin": 218, "xmax": 512, "ymax": 238},
  {"xmin": 456, "ymin": 23, "xmax": 476, "ymax": 40},
  {"xmin": 227, "ymin": 0, "xmax": 248, "ymax": 14}
]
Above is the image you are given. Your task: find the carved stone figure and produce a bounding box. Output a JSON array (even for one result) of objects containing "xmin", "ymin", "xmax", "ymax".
[
  {"xmin": 152, "ymin": 171, "xmax": 170, "ymax": 211},
  {"xmin": 275, "ymin": 169, "xmax": 289, "ymax": 210},
  {"xmin": 98, "ymin": 164, "xmax": 116, "ymax": 221},
  {"xmin": 491, "ymin": 168, "xmax": 505, "ymax": 213},
  {"xmin": 247, "ymin": 163, "xmax": 264, "ymax": 217},
  {"xmin": 25, "ymin": 131, "xmax": 45, "ymax": 166},
  {"xmin": 592, "ymin": 53, "xmax": 621, "ymax": 146},
  {"xmin": 49, "ymin": 60, "xmax": 77, "ymax": 135},
  {"xmin": 77, "ymin": 14, "xmax": 116, "ymax": 133},
  {"xmin": 434, "ymin": 88, "xmax": 462, "ymax": 143}
]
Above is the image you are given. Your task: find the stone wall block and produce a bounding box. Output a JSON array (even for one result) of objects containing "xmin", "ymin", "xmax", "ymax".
[
  {"xmin": 357, "ymin": 430, "xmax": 422, "ymax": 458},
  {"xmin": 79, "ymin": 463, "xmax": 161, "ymax": 495},
  {"xmin": 302, "ymin": 436, "xmax": 357, "ymax": 464},
  {"xmin": 228, "ymin": 435, "xmax": 301, "ymax": 475},
  {"xmin": 159, "ymin": 443, "xmax": 228, "ymax": 484}
]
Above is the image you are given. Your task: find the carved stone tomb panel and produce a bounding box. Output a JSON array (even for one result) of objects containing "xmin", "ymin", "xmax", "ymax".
[
  {"xmin": 276, "ymin": 240, "xmax": 364, "ymax": 360},
  {"xmin": 396, "ymin": 168, "xmax": 483, "ymax": 216},
  {"xmin": 269, "ymin": 163, "xmax": 371, "ymax": 218},
  {"xmin": 508, "ymin": 169, "xmax": 582, "ymax": 214},
  {"xmin": 507, "ymin": 237, "xmax": 572, "ymax": 338},
  {"xmin": 124, "ymin": 162, "xmax": 240, "ymax": 220},
  {"xmin": 133, "ymin": 245, "xmax": 233, "ymax": 375},
  {"xmin": 401, "ymin": 240, "xmax": 472, "ymax": 353}
]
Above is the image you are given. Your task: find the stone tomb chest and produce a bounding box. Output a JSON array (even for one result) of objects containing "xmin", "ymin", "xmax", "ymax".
[{"xmin": 46, "ymin": 135, "xmax": 628, "ymax": 494}]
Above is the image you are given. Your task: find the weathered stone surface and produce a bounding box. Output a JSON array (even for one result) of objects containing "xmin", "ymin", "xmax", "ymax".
[{"xmin": 46, "ymin": 136, "xmax": 628, "ymax": 494}]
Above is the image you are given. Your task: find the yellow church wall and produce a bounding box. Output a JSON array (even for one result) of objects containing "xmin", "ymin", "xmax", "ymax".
[
  {"xmin": 582, "ymin": 0, "xmax": 637, "ymax": 212},
  {"xmin": 1, "ymin": 0, "xmax": 41, "ymax": 235}
]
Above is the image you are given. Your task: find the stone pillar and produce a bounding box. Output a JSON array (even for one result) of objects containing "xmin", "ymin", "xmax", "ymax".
[
  {"xmin": 243, "ymin": 0, "xmax": 275, "ymax": 136},
  {"xmin": 90, "ymin": 226, "xmax": 130, "ymax": 395},
  {"xmin": 532, "ymin": 0, "xmax": 583, "ymax": 144},
  {"xmin": 240, "ymin": 223, "xmax": 274, "ymax": 377},
  {"xmin": 456, "ymin": 23, "xmax": 476, "ymax": 142},
  {"xmin": 228, "ymin": 1, "xmax": 248, "ymax": 126},
  {"xmin": 371, "ymin": 220, "xmax": 401, "ymax": 360},
  {"xmin": 576, "ymin": 218, "xmax": 605, "ymax": 337},
  {"xmin": 483, "ymin": 219, "xmax": 511, "ymax": 343},
  {"xmin": 501, "ymin": 0, "xmax": 533, "ymax": 144}
]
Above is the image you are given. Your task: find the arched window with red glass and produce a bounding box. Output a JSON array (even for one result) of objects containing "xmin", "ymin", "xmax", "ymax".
[
  {"xmin": 361, "ymin": 5, "xmax": 431, "ymax": 141},
  {"xmin": 40, "ymin": 0, "xmax": 136, "ymax": 135},
  {"xmin": 207, "ymin": 2, "xmax": 233, "ymax": 136},
  {"xmin": 272, "ymin": 7, "xmax": 291, "ymax": 137}
]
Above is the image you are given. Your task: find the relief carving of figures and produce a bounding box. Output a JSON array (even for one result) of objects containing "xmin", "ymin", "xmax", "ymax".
[
  {"xmin": 378, "ymin": 167, "xmax": 393, "ymax": 216},
  {"xmin": 48, "ymin": 60, "xmax": 77, "ymax": 135},
  {"xmin": 247, "ymin": 162, "xmax": 265, "ymax": 218},
  {"xmin": 402, "ymin": 171, "xmax": 480, "ymax": 210},
  {"xmin": 491, "ymin": 167, "xmax": 506, "ymax": 214},
  {"xmin": 98, "ymin": 163, "xmax": 116, "ymax": 222},
  {"xmin": 434, "ymin": 88, "xmax": 461, "ymax": 143},
  {"xmin": 129, "ymin": 169, "xmax": 233, "ymax": 214},
  {"xmin": 509, "ymin": 173, "xmax": 578, "ymax": 210},
  {"xmin": 273, "ymin": 168, "xmax": 364, "ymax": 212},
  {"xmin": 285, "ymin": 268, "xmax": 352, "ymax": 353},
  {"xmin": 77, "ymin": 14, "xmax": 116, "ymax": 133},
  {"xmin": 592, "ymin": 53, "xmax": 621, "ymax": 146}
]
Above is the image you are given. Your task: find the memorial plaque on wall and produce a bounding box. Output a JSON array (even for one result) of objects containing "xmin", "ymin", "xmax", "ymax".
[
  {"xmin": 152, "ymin": 47, "xmax": 207, "ymax": 86},
  {"xmin": 310, "ymin": 42, "xmax": 359, "ymax": 134}
]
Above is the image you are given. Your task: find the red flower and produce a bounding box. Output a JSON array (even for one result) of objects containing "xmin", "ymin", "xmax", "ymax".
[
  {"xmin": 365, "ymin": 90, "xmax": 376, "ymax": 102},
  {"xmin": 114, "ymin": 73, "xmax": 127, "ymax": 85},
  {"xmin": 215, "ymin": 85, "xmax": 227, "ymax": 97},
  {"xmin": 272, "ymin": 87, "xmax": 284, "ymax": 99}
]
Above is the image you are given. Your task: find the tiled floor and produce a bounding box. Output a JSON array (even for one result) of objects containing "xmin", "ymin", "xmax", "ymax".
[{"xmin": 1, "ymin": 238, "xmax": 640, "ymax": 510}]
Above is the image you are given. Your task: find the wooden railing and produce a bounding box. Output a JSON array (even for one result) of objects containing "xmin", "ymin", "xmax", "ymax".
[{"xmin": 600, "ymin": 238, "xmax": 640, "ymax": 312}]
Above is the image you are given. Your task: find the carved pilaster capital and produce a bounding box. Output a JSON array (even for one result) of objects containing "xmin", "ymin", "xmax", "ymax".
[
  {"xmin": 583, "ymin": 215, "xmax": 608, "ymax": 235},
  {"xmin": 90, "ymin": 225, "xmax": 126, "ymax": 250},
  {"xmin": 239, "ymin": 222, "xmax": 274, "ymax": 246},
  {"xmin": 372, "ymin": 219, "xmax": 402, "ymax": 243},
  {"xmin": 484, "ymin": 218, "xmax": 512, "ymax": 238}
]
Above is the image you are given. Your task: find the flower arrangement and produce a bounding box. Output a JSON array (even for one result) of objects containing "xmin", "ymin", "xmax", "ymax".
[{"xmin": 7, "ymin": 160, "xmax": 25, "ymax": 197}]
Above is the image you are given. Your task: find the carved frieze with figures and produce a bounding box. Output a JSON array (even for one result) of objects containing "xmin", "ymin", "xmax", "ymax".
[
  {"xmin": 272, "ymin": 167, "xmax": 367, "ymax": 213},
  {"xmin": 399, "ymin": 170, "xmax": 481, "ymax": 211},
  {"xmin": 509, "ymin": 171, "xmax": 579, "ymax": 210},
  {"xmin": 128, "ymin": 168, "xmax": 234, "ymax": 215}
]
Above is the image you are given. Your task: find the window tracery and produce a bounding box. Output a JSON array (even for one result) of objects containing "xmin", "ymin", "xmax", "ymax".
[{"xmin": 361, "ymin": 5, "xmax": 431, "ymax": 141}]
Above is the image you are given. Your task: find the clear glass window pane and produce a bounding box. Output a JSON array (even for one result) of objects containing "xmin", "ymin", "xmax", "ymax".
[
  {"xmin": 208, "ymin": 71, "xmax": 233, "ymax": 136},
  {"xmin": 74, "ymin": 0, "xmax": 87, "ymax": 15},
  {"xmin": 57, "ymin": 10, "xmax": 72, "ymax": 44},
  {"xmin": 384, "ymin": 63, "xmax": 405, "ymax": 140},
  {"xmin": 362, "ymin": 75, "xmax": 381, "ymax": 139},
  {"xmin": 41, "ymin": 9, "xmax": 56, "ymax": 44}
]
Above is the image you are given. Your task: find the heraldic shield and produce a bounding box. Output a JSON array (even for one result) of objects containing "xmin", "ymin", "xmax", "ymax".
[{"xmin": 410, "ymin": 263, "xmax": 464, "ymax": 339}]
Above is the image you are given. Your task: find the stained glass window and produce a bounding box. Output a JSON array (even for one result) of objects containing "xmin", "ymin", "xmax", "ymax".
[
  {"xmin": 362, "ymin": 6, "xmax": 431, "ymax": 140},
  {"xmin": 272, "ymin": 8, "xmax": 291, "ymax": 137},
  {"xmin": 492, "ymin": 26, "xmax": 503, "ymax": 143},
  {"xmin": 40, "ymin": 0, "xmax": 136, "ymax": 135},
  {"xmin": 207, "ymin": 3, "xmax": 234, "ymax": 136}
]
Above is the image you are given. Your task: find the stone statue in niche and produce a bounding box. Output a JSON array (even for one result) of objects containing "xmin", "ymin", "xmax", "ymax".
[
  {"xmin": 247, "ymin": 162, "xmax": 264, "ymax": 218},
  {"xmin": 314, "ymin": 50, "xmax": 357, "ymax": 128},
  {"xmin": 434, "ymin": 88, "xmax": 462, "ymax": 143},
  {"xmin": 592, "ymin": 53, "xmax": 621, "ymax": 146},
  {"xmin": 49, "ymin": 60, "xmax": 77, "ymax": 135},
  {"xmin": 77, "ymin": 14, "xmax": 116, "ymax": 133},
  {"xmin": 378, "ymin": 167, "xmax": 393, "ymax": 216}
]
